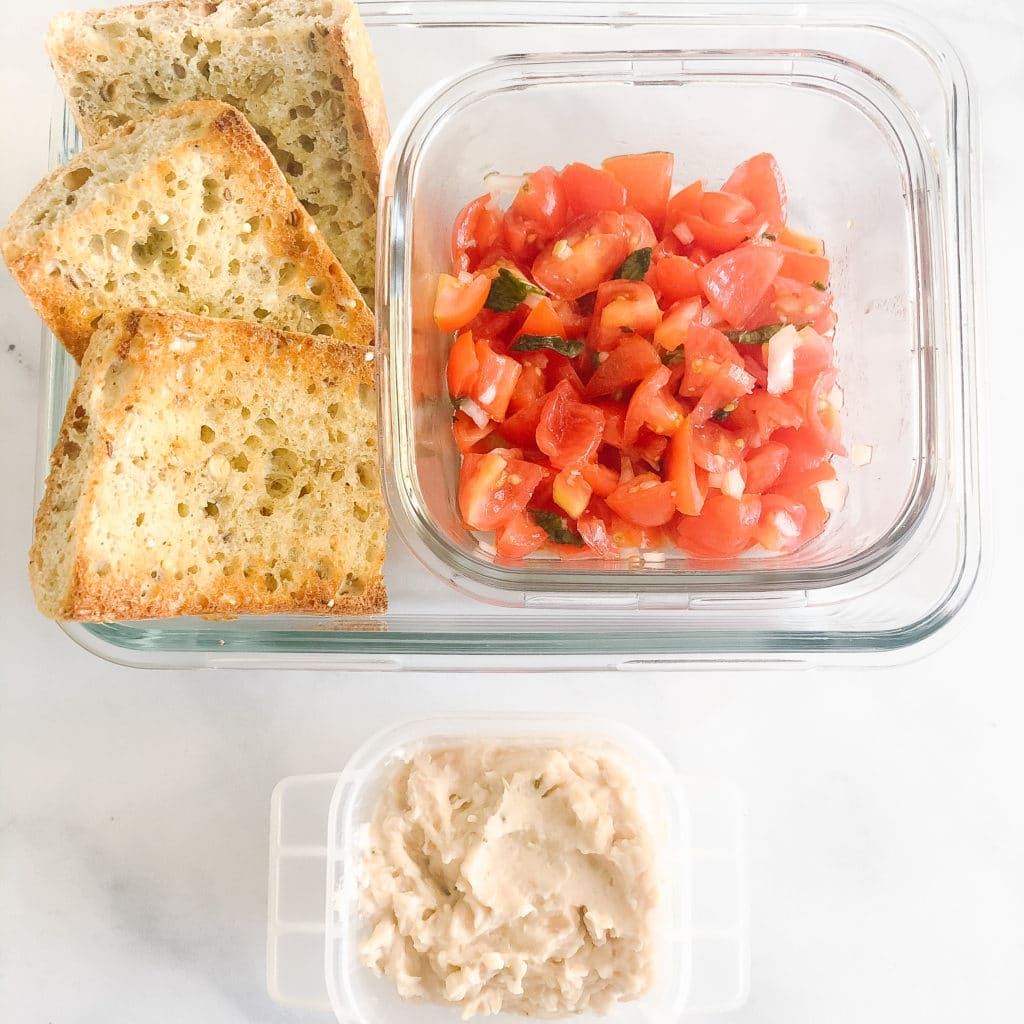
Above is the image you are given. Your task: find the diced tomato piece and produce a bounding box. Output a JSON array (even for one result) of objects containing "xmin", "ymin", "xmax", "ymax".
[
  {"xmin": 591, "ymin": 399, "xmax": 628, "ymax": 448},
  {"xmin": 691, "ymin": 362, "xmax": 757, "ymax": 427},
  {"xmin": 452, "ymin": 411, "xmax": 493, "ymax": 453},
  {"xmin": 624, "ymin": 366, "xmax": 686, "ymax": 443},
  {"xmin": 773, "ymin": 276, "xmax": 831, "ymax": 325},
  {"xmin": 722, "ymin": 153, "xmax": 787, "ymax": 228},
  {"xmin": 770, "ymin": 243, "xmax": 830, "ymax": 287},
  {"xmin": 620, "ymin": 208, "xmax": 659, "ymax": 252},
  {"xmin": 665, "ymin": 179, "xmax": 704, "ymax": 232},
  {"xmin": 471, "ymin": 339, "xmax": 521, "ymax": 421},
  {"xmin": 607, "ymin": 515, "xmax": 665, "ymax": 552},
  {"xmin": 552, "ymin": 465, "xmax": 593, "ymax": 519},
  {"xmin": 684, "ymin": 215, "xmax": 750, "ymax": 256},
  {"xmin": 742, "ymin": 441, "xmax": 789, "ymax": 493},
  {"xmin": 502, "ymin": 165, "xmax": 569, "ymax": 264},
  {"xmin": 678, "ymin": 325, "xmax": 744, "ymax": 397},
  {"xmin": 494, "ymin": 511, "xmax": 548, "ymax": 558},
  {"xmin": 654, "ymin": 296, "xmax": 702, "ymax": 351},
  {"xmin": 607, "ymin": 472, "xmax": 677, "ymax": 527},
  {"xmin": 499, "ymin": 394, "xmax": 546, "ymax": 447},
  {"xmin": 585, "ymin": 336, "xmax": 662, "ymax": 397},
  {"xmin": 728, "ymin": 390, "xmax": 803, "ymax": 447},
  {"xmin": 778, "ymin": 224, "xmax": 824, "ymax": 255},
  {"xmin": 577, "ymin": 510, "xmax": 624, "ymax": 558},
  {"xmin": 792, "ymin": 327, "xmax": 835, "ymax": 387},
  {"xmin": 589, "ymin": 280, "xmax": 663, "ymax": 350},
  {"xmin": 507, "ymin": 360, "xmax": 546, "ymax": 415},
  {"xmin": 581, "ymin": 462, "xmax": 620, "ymax": 497},
  {"xmin": 446, "ymin": 330, "xmax": 480, "ymax": 399},
  {"xmin": 795, "ymin": 367, "xmax": 846, "ymax": 456},
  {"xmin": 813, "ymin": 308, "xmax": 838, "ymax": 336},
  {"xmin": 532, "ymin": 210, "xmax": 631, "ymax": 301},
  {"xmin": 434, "ymin": 273, "xmax": 490, "ymax": 333},
  {"xmin": 514, "ymin": 296, "xmax": 566, "ymax": 340},
  {"xmin": 452, "ymin": 194, "xmax": 503, "ymax": 274},
  {"xmin": 653, "ymin": 233, "xmax": 686, "ymax": 261},
  {"xmin": 690, "ymin": 420, "xmax": 746, "ymax": 474},
  {"xmin": 458, "ymin": 452, "xmax": 545, "ymax": 530},
  {"xmin": 755, "ymin": 493, "xmax": 807, "ymax": 552},
  {"xmin": 602, "ymin": 152, "xmax": 674, "ymax": 234},
  {"xmin": 655, "ymin": 255, "xmax": 703, "ymax": 306},
  {"xmin": 674, "ymin": 494, "xmax": 762, "ymax": 557},
  {"xmin": 698, "ymin": 247, "xmax": 784, "ymax": 327},
  {"xmin": 560, "ymin": 161, "xmax": 628, "ymax": 216},
  {"xmin": 463, "ymin": 305, "xmax": 520, "ymax": 351},
  {"xmin": 536, "ymin": 380, "xmax": 604, "ymax": 468},
  {"xmin": 625, "ymin": 427, "xmax": 670, "ymax": 471},
  {"xmin": 789, "ymin": 485, "xmax": 830, "ymax": 547},
  {"xmin": 542, "ymin": 350, "xmax": 586, "ymax": 394},
  {"xmin": 700, "ymin": 190, "xmax": 757, "ymax": 226},
  {"xmin": 666, "ymin": 418, "xmax": 706, "ymax": 516},
  {"xmin": 769, "ymin": 426, "xmax": 834, "ymax": 492}
]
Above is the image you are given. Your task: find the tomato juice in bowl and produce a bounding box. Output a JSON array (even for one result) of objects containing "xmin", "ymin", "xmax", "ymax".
[{"xmin": 376, "ymin": 34, "xmax": 979, "ymax": 649}]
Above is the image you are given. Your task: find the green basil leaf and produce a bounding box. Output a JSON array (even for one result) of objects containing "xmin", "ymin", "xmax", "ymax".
[
  {"xmin": 510, "ymin": 334, "xmax": 585, "ymax": 358},
  {"xmin": 811, "ymin": 279, "xmax": 827, "ymax": 291},
  {"xmin": 531, "ymin": 509, "xmax": 585, "ymax": 547},
  {"xmin": 484, "ymin": 268, "xmax": 545, "ymax": 312},
  {"xmin": 613, "ymin": 247, "xmax": 653, "ymax": 281},
  {"xmin": 661, "ymin": 347, "xmax": 685, "ymax": 367},
  {"xmin": 724, "ymin": 321, "xmax": 811, "ymax": 345}
]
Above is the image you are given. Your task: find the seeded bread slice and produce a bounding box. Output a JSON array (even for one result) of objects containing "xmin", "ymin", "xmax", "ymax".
[
  {"xmin": 30, "ymin": 308, "xmax": 387, "ymax": 621},
  {"xmin": 46, "ymin": 0, "xmax": 387, "ymax": 303},
  {"xmin": 1, "ymin": 99, "xmax": 372, "ymax": 363}
]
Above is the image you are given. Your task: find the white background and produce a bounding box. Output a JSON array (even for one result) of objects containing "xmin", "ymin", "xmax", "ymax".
[{"xmin": 2, "ymin": 1, "xmax": 1023, "ymax": 1022}]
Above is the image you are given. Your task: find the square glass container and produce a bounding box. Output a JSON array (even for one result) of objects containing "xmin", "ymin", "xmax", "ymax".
[
  {"xmin": 37, "ymin": 3, "xmax": 981, "ymax": 668},
  {"xmin": 266, "ymin": 714, "xmax": 749, "ymax": 1021}
]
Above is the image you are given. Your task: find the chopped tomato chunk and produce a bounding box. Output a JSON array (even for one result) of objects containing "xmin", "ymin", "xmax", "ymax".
[
  {"xmin": 458, "ymin": 452, "xmax": 545, "ymax": 531},
  {"xmin": 602, "ymin": 152, "xmax": 674, "ymax": 234},
  {"xmin": 607, "ymin": 473, "xmax": 677, "ymax": 527},
  {"xmin": 697, "ymin": 247, "xmax": 784, "ymax": 327},
  {"xmin": 536, "ymin": 380, "xmax": 605, "ymax": 468}
]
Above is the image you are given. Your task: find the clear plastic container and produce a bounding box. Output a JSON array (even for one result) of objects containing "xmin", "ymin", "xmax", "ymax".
[
  {"xmin": 266, "ymin": 715, "xmax": 749, "ymax": 1021},
  {"xmin": 37, "ymin": 2, "xmax": 981, "ymax": 668}
]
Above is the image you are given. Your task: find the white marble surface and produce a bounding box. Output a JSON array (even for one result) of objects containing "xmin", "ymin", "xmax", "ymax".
[{"xmin": 2, "ymin": 1, "xmax": 1023, "ymax": 1021}]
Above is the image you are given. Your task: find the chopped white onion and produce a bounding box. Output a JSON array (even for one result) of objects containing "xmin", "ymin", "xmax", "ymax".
[
  {"xmin": 619, "ymin": 456, "xmax": 635, "ymax": 483},
  {"xmin": 816, "ymin": 478, "xmax": 849, "ymax": 512},
  {"xmin": 852, "ymin": 443, "xmax": 874, "ymax": 466},
  {"xmin": 766, "ymin": 324, "xmax": 799, "ymax": 395},
  {"xmin": 672, "ymin": 221, "xmax": 695, "ymax": 246},
  {"xmin": 460, "ymin": 397, "xmax": 490, "ymax": 429},
  {"xmin": 720, "ymin": 467, "xmax": 746, "ymax": 499},
  {"xmin": 484, "ymin": 172, "xmax": 527, "ymax": 196},
  {"xmin": 522, "ymin": 291, "xmax": 543, "ymax": 309},
  {"xmin": 457, "ymin": 270, "xmax": 474, "ymax": 285},
  {"xmin": 642, "ymin": 550, "xmax": 667, "ymax": 564}
]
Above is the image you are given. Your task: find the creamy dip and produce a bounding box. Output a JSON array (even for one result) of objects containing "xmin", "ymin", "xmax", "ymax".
[{"xmin": 358, "ymin": 744, "xmax": 658, "ymax": 1018}]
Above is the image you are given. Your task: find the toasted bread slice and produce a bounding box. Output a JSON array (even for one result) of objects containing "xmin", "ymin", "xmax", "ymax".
[
  {"xmin": 46, "ymin": 0, "xmax": 386, "ymax": 302},
  {"xmin": 30, "ymin": 309, "xmax": 387, "ymax": 621},
  {"xmin": 1, "ymin": 100, "xmax": 372, "ymax": 363}
]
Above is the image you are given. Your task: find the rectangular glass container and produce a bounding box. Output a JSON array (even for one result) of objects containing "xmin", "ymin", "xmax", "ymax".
[{"xmin": 37, "ymin": 2, "xmax": 981, "ymax": 668}]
